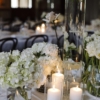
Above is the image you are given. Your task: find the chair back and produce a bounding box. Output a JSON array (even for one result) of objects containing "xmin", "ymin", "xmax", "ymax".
[
  {"xmin": 0, "ymin": 38, "xmax": 18, "ymax": 52},
  {"xmin": 25, "ymin": 35, "xmax": 48, "ymax": 48},
  {"xmin": 58, "ymin": 35, "xmax": 64, "ymax": 49}
]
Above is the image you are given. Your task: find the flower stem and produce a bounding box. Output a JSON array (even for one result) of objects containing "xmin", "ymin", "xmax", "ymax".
[{"xmin": 54, "ymin": 24, "xmax": 59, "ymax": 46}]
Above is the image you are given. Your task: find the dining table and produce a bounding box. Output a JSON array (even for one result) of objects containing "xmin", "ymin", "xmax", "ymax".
[
  {"xmin": 0, "ymin": 87, "xmax": 98, "ymax": 100},
  {"xmin": 0, "ymin": 27, "xmax": 63, "ymax": 51}
]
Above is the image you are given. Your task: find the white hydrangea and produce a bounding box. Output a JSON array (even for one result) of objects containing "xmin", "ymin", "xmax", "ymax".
[
  {"xmin": 86, "ymin": 41, "xmax": 96, "ymax": 57},
  {"xmin": 11, "ymin": 50, "xmax": 20, "ymax": 61},
  {"xmin": 42, "ymin": 43, "xmax": 58, "ymax": 57},
  {"xmin": 0, "ymin": 42, "xmax": 62, "ymax": 89},
  {"xmin": 85, "ymin": 31, "xmax": 100, "ymax": 59},
  {"xmin": 32, "ymin": 42, "xmax": 46, "ymax": 54},
  {"xmin": 0, "ymin": 52, "xmax": 10, "ymax": 66}
]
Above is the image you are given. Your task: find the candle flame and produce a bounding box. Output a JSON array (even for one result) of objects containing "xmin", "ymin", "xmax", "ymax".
[
  {"xmin": 76, "ymin": 85, "xmax": 79, "ymax": 88},
  {"xmin": 36, "ymin": 26, "xmax": 40, "ymax": 30},
  {"xmin": 41, "ymin": 23, "xmax": 45, "ymax": 28},
  {"xmin": 57, "ymin": 65, "xmax": 60, "ymax": 73},
  {"xmin": 53, "ymin": 85, "xmax": 55, "ymax": 88},
  {"xmin": 76, "ymin": 57, "xmax": 78, "ymax": 62},
  {"xmin": 73, "ymin": 78, "xmax": 75, "ymax": 82}
]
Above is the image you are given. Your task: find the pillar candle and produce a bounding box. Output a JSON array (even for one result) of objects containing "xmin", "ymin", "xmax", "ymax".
[
  {"xmin": 70, "ymin": 86, "xmax": 82, "ymax": 100},
  {"xmin": 47, "ymin": 87, "xmax": 61, "ymax": 100}
]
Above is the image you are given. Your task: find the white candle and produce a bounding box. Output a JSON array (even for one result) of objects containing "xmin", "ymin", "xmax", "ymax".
[
  {"xmin": 47, "ymin": 87, "xmax": 61, "ymax": 100},
  {"xmin": 70, "ymin": 81, "xmax": 79, "ymax": 88},
  {"xmin": 70, "ymin": 86, "xmax": 82, "ymax": 100},
  {"xmin": 36, "ymin": 26, "xmax": 40, "ymax": 34}
]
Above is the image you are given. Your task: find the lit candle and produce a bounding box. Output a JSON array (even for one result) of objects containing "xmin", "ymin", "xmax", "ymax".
[
  {"xmin": 70, "ymin": 86, "xmax": 82, "ymax": 100},
  {"xmin": 41, "ymin": 27, "xmax": 45, "ymax": 34},
  {"xmin": 47, "ymin": 86, "xmax": 61, "ymax": 100},
  {"xmin": 75, "ymin": 57, "xmax": 78, "ymax": 62},
  {"xmin": 70, "ymin": 79, "xmax": 79, "ymax": 88},
  {"xmin": 41, "ymin": 23, "xmax": 45, "ymax": 28},
  {"xmin": 36, "ymin": 26, "xmax": 41, "ymax": 34}
]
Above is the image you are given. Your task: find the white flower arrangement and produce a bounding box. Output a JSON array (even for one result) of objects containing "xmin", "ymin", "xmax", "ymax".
[
  {"xmin": 0, "ymin": 42, "xmax": 62, "ymax": 89},
  {"xmin": 32, "ymin": 42, "xmax": 63, "ymax": 75},
  {"xmin": 64, "ymin": 31, "xmax": 76, "ymax": 59},
  {"xmin": 82, "ymin": 31, "xmax": 100, "ymax": 97},
  {"xmin": 43, "ymin": 11, "xmax": 64, "ymax": 23},
  {"xmin": 85, "ymin": 31, "xmax": 100, "ymax": 59}
]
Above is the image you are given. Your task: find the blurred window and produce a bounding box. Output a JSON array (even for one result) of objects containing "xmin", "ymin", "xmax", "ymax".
[{"xmin": 11, "ymin": 0, "xmax": 32, "ymax": 8}]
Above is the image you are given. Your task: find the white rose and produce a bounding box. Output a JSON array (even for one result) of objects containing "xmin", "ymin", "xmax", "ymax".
[
  {"xmin": 95, "ymin": 49, "xmax": 100, "ymax": 59},
  {"xmin": 86, "ymin": 41, "xmax": 96, "ymax": 57}
]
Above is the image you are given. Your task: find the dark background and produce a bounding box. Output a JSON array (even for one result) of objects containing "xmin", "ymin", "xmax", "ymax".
[{"xmin": 0, "ymin": 0, "xmax": 99, "ymax": 24}]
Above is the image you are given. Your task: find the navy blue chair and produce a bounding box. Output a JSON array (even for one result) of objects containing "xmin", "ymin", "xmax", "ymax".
[
  {"xmin": 25, "ymin": 35, "xmax": 49, "ymax": 48},
  {"xmin": 0, "ymin": 38, "xmax": 18, "ymax": 52}
]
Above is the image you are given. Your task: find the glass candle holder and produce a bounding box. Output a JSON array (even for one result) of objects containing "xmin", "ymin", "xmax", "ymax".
[{"xmin": 63, "ymin": 59, "xmax": 83, "ymax": 100}]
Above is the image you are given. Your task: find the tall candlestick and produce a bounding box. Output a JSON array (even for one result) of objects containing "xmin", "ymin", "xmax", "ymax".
[
  {"xmin": 70, "ymin": 86, "xmax": 82, "ymax": 100},
  {"xmin": 47, "ymin": 86, "xmax": 61, "ymax": 100}
]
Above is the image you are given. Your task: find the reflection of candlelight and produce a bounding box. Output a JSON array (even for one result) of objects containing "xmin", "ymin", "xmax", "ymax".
[
  {"xmin": 80, "ymin": 1, "xmax": 83, "ymax": 11},
  {"xmin": 54, "ymin": 20, "xmax": 58, "ymax": 24}
]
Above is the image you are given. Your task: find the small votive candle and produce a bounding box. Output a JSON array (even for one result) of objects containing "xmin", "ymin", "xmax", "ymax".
[
  {"xmin": 70, "ymin": 81, "xmax": 80, "ymax": 88},
  {"xmin": 41, "ymin": 27, "xmax": 45, "ymax": 34},
  {"xmin": 47, "ymin": 86, "xmax": 61, "ymax": 100},
  {"xmin": 41, "ymin": 23, "xmax": 45, "ymax": 28},
  {"xmin": 36, "ymin": 26, "xmax": 40, "ymax": 34},
  {"xmin": 70, "ymin": 86, "xmax": 82, "ymax": 100}
]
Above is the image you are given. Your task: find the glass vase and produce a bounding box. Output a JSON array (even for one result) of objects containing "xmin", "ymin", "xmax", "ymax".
[
  {"xmin": 83, "ymin": 64, "xmax": 100, "ymax": 97},
  {"xmin": 7, "ymin": 87, "xmax": 31, "ymax": 100}
]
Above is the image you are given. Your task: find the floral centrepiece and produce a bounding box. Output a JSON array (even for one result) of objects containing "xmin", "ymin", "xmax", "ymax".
[
  {"xmin": 0, "ymin": 42, "xmax": 62, "ymax": 89},
  {"xmin": 82, "ymin": 31, "xmax": 100, "ymax": 97}
]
